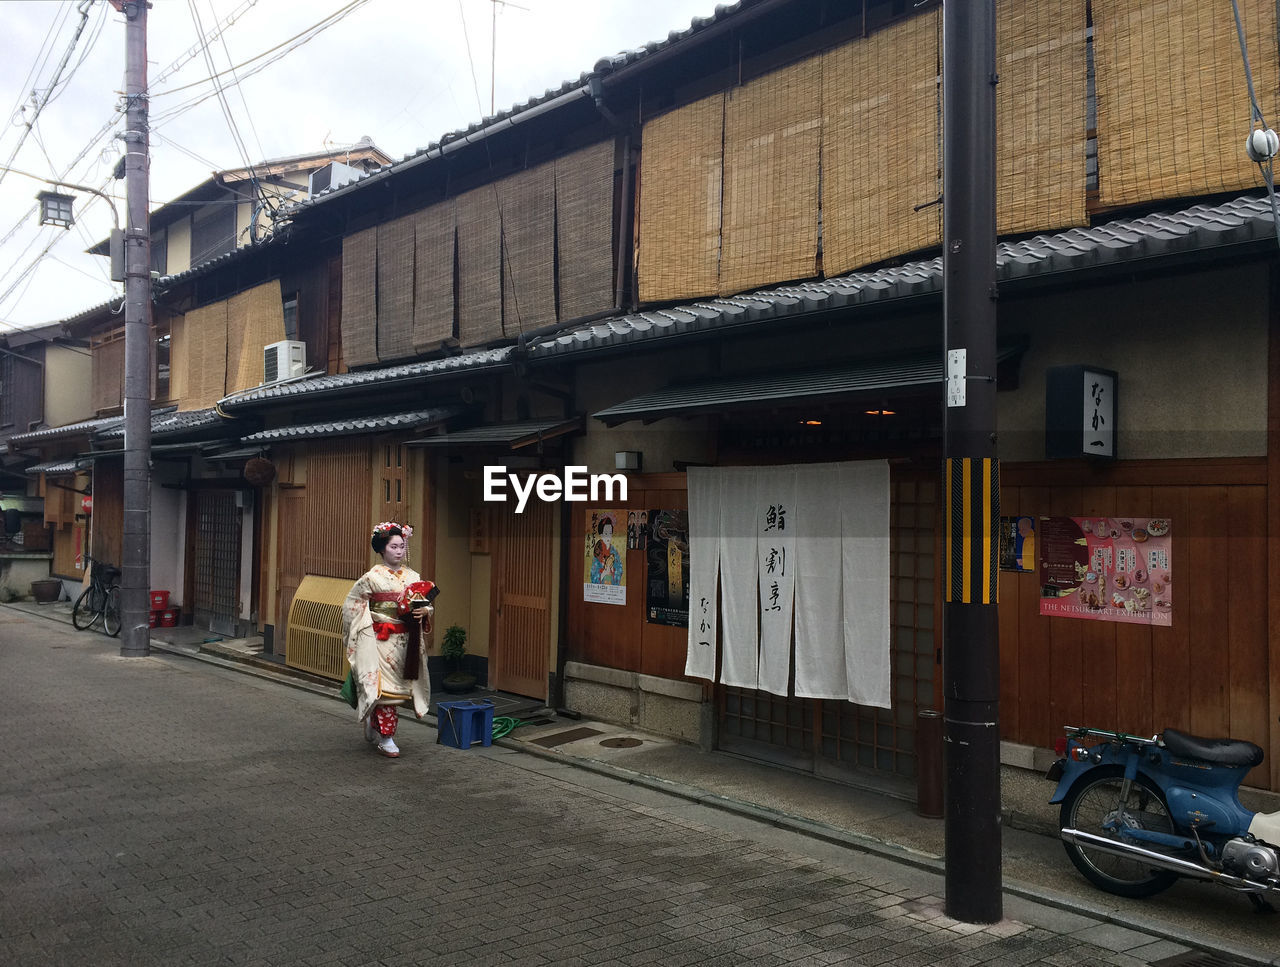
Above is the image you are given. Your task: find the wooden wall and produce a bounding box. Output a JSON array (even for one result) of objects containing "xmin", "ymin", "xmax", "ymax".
[
  {"xmin": 1001, "ymin": 458, "xmax": 1272, "ymax": 789},
  {"xmin": 565, "ymin": 472, "xmax": 692, "ymax": 682}
]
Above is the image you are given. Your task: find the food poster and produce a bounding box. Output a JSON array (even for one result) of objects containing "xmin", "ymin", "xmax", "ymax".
[
  {"xmin": 1038, "ymin": 516, "xmax": 1172, "ymax": 625},
  {"xmin": 584, "ymin": 509, "xmax": 627, "ymax": 605},
  {"xmin": 646, "ymin": 509, "xmax": 689, "ymax": 627}
]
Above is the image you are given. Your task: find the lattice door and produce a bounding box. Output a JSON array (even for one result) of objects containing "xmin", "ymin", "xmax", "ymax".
[
  {"xmin": 491, "ymin": 501, "xmax": 553, "ymax": 699},
  {"xmin": 193, "ymin": 490, "xmax": 242, "ymax": 636}
]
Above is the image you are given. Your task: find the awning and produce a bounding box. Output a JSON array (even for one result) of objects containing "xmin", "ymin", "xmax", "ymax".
[
  {"xmin": 241, "ymin": 406, "xmax": 462, "ymax": 444},
  {"xmin": 406, "ymin": 417, "xmax": 583, "ymax": 450},
  {"xmin": 25, "ymin": 457, "xmax": 91, "ymax": 475},
  {"xmin": 592, "ymin": 350, "xmax": 1022, "ymax": 426},
  {"xmin": 591, "ymin": 356, "xmax": 940, "ymax": 426}
]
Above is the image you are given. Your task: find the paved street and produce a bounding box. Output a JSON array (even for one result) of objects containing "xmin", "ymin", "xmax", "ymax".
[{"xmin": 0, "ymin": 610, "xmax": 1269, "ymax": 966}]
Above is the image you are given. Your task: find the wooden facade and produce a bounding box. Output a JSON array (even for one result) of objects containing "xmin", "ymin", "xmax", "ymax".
[{"xmin": 1001, "ymin": 458, "xmax": 1272, "ymax": 790}]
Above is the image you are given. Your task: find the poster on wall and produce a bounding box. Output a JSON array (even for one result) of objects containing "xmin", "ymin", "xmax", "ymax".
[
  {"xmin": 584, "ymin": 509, "xmax": 627, "ymax": 605},
  {"xmin": 999, "ymin": 516, "xmax": 1036, "ymax": 572},
  {"xmin": 1038, "ymin": 516, "xmax": 1172, "ymax": 625},
  {"xmin": 646, "ymin": 509, "xmax": 689, "ymax": 627}
]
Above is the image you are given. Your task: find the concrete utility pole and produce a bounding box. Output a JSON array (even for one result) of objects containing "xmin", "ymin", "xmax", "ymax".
[
  {"xmin": 114, "ymin": 0, "xmax": 151, "ymax": 658},
  {"xmin": 941, "ymin": 0, "xmax": 1001, "ymax": 923}
]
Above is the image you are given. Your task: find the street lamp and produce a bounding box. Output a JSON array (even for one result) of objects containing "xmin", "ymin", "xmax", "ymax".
[{"xmin": 37, "ymin": 191, "xmax": 75, "ymax": 228}]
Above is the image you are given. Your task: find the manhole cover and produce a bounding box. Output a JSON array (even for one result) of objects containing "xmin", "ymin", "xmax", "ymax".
[{"xmin": 599, "ymin": 737, "xmax": 643, "ymax": 749}]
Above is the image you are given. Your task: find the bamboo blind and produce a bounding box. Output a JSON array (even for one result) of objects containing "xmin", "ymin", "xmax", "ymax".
[
  {"xmin": 412, "ymin": 200, "xmax": 455, "ymax": 352},
  {"xmin": 637, "ymin": 92, "xmax": 725, "ymax": 303},
  {"xmin": 225, "ymin": 281, "xmax": 286, "ymax": 394},
  {"xmin": 556, "ymin": 140, "xmax": 615, "ymax": 321},
  {"xmin": 822, "ymin": 10, "xmax": 941, "ymax": 276},
  {"xmin": 500, "ymin": 161, "xmax": 557, "ymax": 335},
  {"xmin": 302, "ymin": 442, "xmax": 372, "ymax": 580},
  {"xmin": 995, "ymin": 0, "xmax": 1089, "ymax": 234},
  {"xmin": 376, "ymin": 215, "xmax": 416, "ymax": 361},
  {"xmin": 721, "ymin": 56, "xmax": 822, "ymax": 296},
  {"xmin": 455, "ymin": 183, "xmax": 504, "ymax": 346},
  {"xmin": 90, "ymin": 332, "xmax": 125, "ymax": 413},
  {"xmin": 168, "ymin": 315, "xmax": 187, "ymax": 403},
  {"xmin": 1094, "ymin": 0, "xmax": 1278, "ymax": 208},
  {"xmin": 178, "ymin": 302, "xmax": 227, "ymax": 411},
  {"xmin": 340, "ymin": 227, "xmax": 378, "ymax": 367}
]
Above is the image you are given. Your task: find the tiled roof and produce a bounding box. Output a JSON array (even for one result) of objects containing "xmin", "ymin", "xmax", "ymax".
[
  {"xmin": 218, "ymin": 347, "xmax": 514, "ymax": 410},
  {"xmin": 287, "ymin": 6, "xmax": 755, "ymax": 212},
  {"xmin": 528, "ymin": 192, "xmax": 1278, "ymax": 359},
  {"xmin": 592, "ymin": 2, "xmax": 747, "ymax": 76},
  {"xmin": 241, "ymin": 406, "xmax": 462, "ymax": 444},
  {"xmin": 25, "ymin": 457, "xmax": 88, "ymax": 475},
  {"xmin": 96, "ymin": 407, "xmax": 224, "ymax": 440},
  {"xmin": 8, "ymin": 413, "xmax": 125, "ymax": 446}
]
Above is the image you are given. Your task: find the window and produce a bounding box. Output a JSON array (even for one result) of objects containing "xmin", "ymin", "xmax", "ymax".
[
  {"xmin": 190, "ymin": 204, "xmax": 237, "ymax": 265},
  {"xmin": 154, "ymin": 328, "xmax": 170, "ymax": 401},
  {"xmin": 150, "ymin": 226, "xmax": 168, "ymax": 276},
  {"xmin": 282, "ymin": 291, "xmax": 299, "ymax": 341}
]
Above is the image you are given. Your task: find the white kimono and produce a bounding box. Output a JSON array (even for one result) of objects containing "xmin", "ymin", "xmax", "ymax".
[{"xmin": 342, "ymin": 564, "xmax": 431, "ymax": 722}]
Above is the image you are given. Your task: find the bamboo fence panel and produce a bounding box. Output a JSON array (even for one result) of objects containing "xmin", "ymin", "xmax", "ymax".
[
  {"xmin": 556, "ymin": 140, "xmax": 615, "ymax": 321},
  {"xmin": 721, "ymin": 55, "xmax": 822, "ymax": 296},
  {"xmin": 412, "ymin": 200, "xmax": 455, "ymax": 352},
  {"xmin": 455, "ymin": 183, "xmax": 504, "ymax": 346},
  {"xmin": 376, "ymin": 214, "xmax": 416, "ymax": 361},
  {"xmin": 340, "ymin": 227, "xmax": 378, "ymax": 366},
  {"xmin": 821, "ymin": 10, "xmax": 941, "ymax": 277},
  {"xmin": 180, "ymin": 301, "xmax": 227, "ymax": 411},
  {"xmin": 91, "ymin": 332, "xmax": 125, "ymax": 413},
  {"xmin": 995, "ymin": 0, "xmax": 1089, "ymax": 235},
  {"xmin": 1094, "ymin": 0, "xmax": 1278, "ymax": 208},
  {"xmin": 499, "ymin": 162, "xmax": 557, "ymax": 335},
  {"xmin": 168, "ymin": 314, "xmax": 187, "ymax": 404},
  {"xmin": 637, "ymin": 92, "xmax": 725, "ymax": 303},
  {"xmin": 225, "ymin": 281, "xmax": 285, "ymax": 394}
]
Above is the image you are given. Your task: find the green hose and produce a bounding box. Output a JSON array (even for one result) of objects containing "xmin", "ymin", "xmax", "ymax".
[{"xmin": 491, "ymin": 715, "xmax": 527, "ymax": 740}]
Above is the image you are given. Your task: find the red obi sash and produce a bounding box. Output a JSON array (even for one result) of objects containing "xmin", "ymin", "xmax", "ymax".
[{"xmin": 372, "ymin": 620, "xmax": 406, "ymax": 641}]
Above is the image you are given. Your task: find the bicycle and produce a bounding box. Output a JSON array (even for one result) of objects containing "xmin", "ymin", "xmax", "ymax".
[{"xmin": 72, "ymin": 554, "xmax": 122, "ymax": 637}]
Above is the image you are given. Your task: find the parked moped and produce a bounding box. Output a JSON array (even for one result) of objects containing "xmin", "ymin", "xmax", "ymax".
[{"xmin": 1047, "ymin": 726, "xmax": 1280, "ymax": 910}]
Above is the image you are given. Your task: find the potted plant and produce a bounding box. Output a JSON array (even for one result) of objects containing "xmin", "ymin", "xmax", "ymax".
[{"xmin": 440, "ymin": 624, "xmax": 476, "ymax": 694}]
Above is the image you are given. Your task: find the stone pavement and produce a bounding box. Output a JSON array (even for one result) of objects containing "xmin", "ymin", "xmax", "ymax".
[{"xmin": 2, "ymin": 602, "xmax": 1277, "ymax": 966}]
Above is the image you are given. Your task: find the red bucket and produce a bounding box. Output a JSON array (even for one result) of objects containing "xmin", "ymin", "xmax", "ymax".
[
  {"xmin": 149, "ymin": 590, "xmax": 170, "ymax": 610},
  {"xmin": 159, "ymin": 609, "xmax": 178, "ymax": 627},
  {"xmin": 148, "ymin": 610, "xmax": 158, "ymax": 628}
]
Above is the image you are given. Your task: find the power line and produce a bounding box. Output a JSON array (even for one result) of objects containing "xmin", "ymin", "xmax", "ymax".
[{"xmin": 0, "ymin": 0, "xmax": 95, "ymax": 192}]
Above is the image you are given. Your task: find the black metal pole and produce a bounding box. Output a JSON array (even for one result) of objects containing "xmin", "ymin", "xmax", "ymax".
[
  {"xmin": 119, "ymin": 0, "xmax": 151, "ymax": 658},
  {"xmin": 942, "ymin": 0, "xmax": 1001, "ymax": 923}
]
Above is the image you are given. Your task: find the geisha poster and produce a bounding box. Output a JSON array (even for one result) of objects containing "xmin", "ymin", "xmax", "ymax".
[
  {"xmin": 584, "ymin": 509, "xmax": 627, "ymax": 605},
  {"xmin": 646, "ymin": 509, "xmax": 689, "ymax": 627},
  {"xmin": 1038, "ymin": 516, "xmax": 1172, "ymax": 625}
]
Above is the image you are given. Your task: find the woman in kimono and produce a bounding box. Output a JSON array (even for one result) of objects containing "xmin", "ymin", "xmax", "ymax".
[{"xmin": 342, "ymin": 521, "xmax": 434, "ymax": 758}]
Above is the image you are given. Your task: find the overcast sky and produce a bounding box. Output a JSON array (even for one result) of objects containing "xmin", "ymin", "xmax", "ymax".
[{"xmin": 0, "ymin": 0, "xmax": 719, "ymax": 331}]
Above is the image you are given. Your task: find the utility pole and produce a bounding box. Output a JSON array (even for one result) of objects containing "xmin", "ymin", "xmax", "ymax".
[
  {"xmin": 941, "ymin": 0, "xmax": 1001, "ymax": 923},
  {"xmin": 114, "ymin": 0, "xmax": 151, "ymax": 658}
]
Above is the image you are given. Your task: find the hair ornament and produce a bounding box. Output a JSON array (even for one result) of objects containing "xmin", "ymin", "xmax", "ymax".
[{"xmin": 372, "ymin": 521, "xmax": 413, "ymax": 540}]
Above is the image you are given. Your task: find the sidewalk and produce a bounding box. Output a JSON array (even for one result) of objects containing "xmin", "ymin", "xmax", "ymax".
[{"xmin": 12, "ymin": 598, "xmax": 1278, "ymax": 965}]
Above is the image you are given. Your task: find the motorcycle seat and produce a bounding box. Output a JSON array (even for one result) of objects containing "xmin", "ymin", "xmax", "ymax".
[{"xmin": 1162, "ymin": 728, "xmax": 1264, "ymax": 768}]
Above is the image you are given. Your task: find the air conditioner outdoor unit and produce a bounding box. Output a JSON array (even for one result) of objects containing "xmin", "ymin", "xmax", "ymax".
[
  {"xmin": 307, "ymin": 161, "xmax": 362, "ymax": 197},
  {"xmin": 263, "ymin": 340, "xmax": 306, "ymax": 383}
]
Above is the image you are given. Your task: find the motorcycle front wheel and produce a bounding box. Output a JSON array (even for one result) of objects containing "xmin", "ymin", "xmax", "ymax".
[{"xmin": 1060, "ymin": 766, "xmax": 1180, "ymax": 898}]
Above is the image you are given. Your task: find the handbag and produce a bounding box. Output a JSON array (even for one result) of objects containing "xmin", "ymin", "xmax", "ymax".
[{"xmin": 340, "ymin": 668, "xmax": 358, "ymax": 708}]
